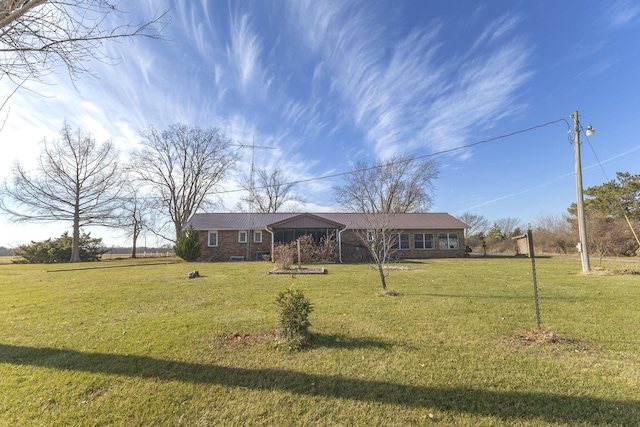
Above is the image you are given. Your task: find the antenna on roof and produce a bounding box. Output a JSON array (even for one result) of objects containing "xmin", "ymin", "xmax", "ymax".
[{"xmin": 233, "ymin": 137, "xmax": 275, "ymax": 259}]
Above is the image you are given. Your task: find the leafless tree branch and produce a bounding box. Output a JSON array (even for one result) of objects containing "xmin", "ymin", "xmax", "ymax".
[
  {"xmin": 0, "ymin": 0, "xmax": 170, "ymax": 90},
  {"xmin": 237, "ymin": 167, "xmax": 305, "ymax": 213},
  {"xmin": 129, "ymin": 124, "xmax": 239, "ymax": 242}
]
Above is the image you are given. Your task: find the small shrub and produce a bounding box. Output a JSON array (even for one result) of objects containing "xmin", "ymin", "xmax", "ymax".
[
  {"xmin": 273, "ymin": 243, "xmax": 295, "ymax": 270},
  {"xmin": 316, "ymin": 233, "xmax": 338, "ymax": 262},
  {"xmin": 274, "ymin": 288, "xmax": 313, "ymax": 351},
  {"xmin": 14, "ymin": 231, "xmax": 107, "ymax": 263},
  {"xmin": 272, "ymin": 234, "xmax": 339, "ymax": 269},
  {"xmin": 297, "ymin": 235, "xmax": 316, "ymax": 264}
]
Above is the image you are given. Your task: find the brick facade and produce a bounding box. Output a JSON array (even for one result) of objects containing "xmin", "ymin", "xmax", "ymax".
[
  {"xmin": 197, "ymin": 228, "xmax": 465, "ymax": 262},
  {"xmin": 339, "ymin": 229, "xmax": 465, "ymax": 261},
  {"xmin": 198, "ymin": 230, "xmax": 272, "ymax": 262}
]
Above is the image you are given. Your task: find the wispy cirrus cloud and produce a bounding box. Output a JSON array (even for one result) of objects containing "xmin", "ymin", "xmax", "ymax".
[
  {"xmin": 601, "ymin": 0, "xmax": 640, "ymax": 29},
  {"xmin": 425, "ymin": 41, "xmax": 532, "ymax": 154},
  {"xmin": 227, "ymin": 12, "xmax": 270, "ymax": 97},
  {"xmin": 285, "ymin": 0, "xmax": 349, "ymax": 54},
  {"xmin": 472, "ymin": 13, "xmax": 521, "ymax": 49},
  {"xmin": 286, "ymin": 3, "xmax": 532, "ymax": 161}
]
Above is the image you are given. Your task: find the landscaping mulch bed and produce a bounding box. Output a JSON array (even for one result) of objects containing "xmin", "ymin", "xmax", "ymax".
[{"xmin": 268, "ymin": 267, "xmax": 326, "ymax": 275}]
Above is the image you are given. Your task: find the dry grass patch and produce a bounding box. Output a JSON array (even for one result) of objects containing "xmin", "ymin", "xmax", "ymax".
[
  {"xmin": 587, "ymin": 265, "xmax": 640, "ymax": 276},
  {"xmin": 379, "ymin": 289, "xmax": 402, "ymax": 297},
  {"xmin": 368, "ymin": 265, "xmax": 419, "ymax": 271},
  {"xmin": 223, "ymin": 331, "xmax": 277, "ymax": 346},
  {"xmin": 504, "ymin": 328, "xmax": 595, "ymax": 354},
  {"xmin": 268, "ymin": 267, "xmax": 326, "ymax": 275}
]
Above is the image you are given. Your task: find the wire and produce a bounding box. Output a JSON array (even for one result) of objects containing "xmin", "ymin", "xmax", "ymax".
[
  {"xmin": 122, "ymin": 116, "xmax": 574, "ymax": 205},
  {"xmin": 581, "ymin": 127, "xmax": 609, "ymax": 182},
  {"xmin": 579, "ymin": 124, "xmax": 640, "ymax": 248},
  {"xmin": 213, "ymin": 117, "xmax": 571, "ymax": 195}
]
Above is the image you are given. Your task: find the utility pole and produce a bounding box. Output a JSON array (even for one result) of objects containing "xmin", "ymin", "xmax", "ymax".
[{"xmin": 573, "ymin": 110, "xmax": 591, "ymax": 273}]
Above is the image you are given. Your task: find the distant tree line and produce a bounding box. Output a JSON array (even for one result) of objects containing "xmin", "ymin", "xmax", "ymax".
[{"xmin": 461, "ymin": 173, "xmax": 640, "ymax": 263}]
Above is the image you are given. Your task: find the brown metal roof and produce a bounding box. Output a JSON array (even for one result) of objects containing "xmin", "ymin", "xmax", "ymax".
[{"xmin": 186, "ymin": 212, "xmax": 468, "ymax": 231}]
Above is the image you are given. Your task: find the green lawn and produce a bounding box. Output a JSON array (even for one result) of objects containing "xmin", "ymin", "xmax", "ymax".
[{"xmin": 0, "ymin": 257, "xmax": 638, "ymax": 426}]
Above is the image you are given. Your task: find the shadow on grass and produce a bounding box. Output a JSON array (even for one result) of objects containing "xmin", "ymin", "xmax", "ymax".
[
  {"xmin": 417, "ymin": 293, "xmax": 531, "ymax": 300},
  {"xmin": 1, "ymin": 343, "xmax": 637, "ymax": 425},
  {"xmin": 416, "ymin": 293, "xmax": 585, "ymax": 302},
  {"xmin": 311, "ymin": 333, "xmax": 395, "ymax": 350}
]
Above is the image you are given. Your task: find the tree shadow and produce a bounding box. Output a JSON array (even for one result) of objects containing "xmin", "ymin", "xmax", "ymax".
[
  {"xmin": 415, "ymin": 292, "xmax": 585, "ymax": 302},
  {"xmin": 311, "ymin": 333, "xmax": 395, "ymax": 350},
  {"xmin": 1, "ymin": 343, "xmax": 637, "ymax": 424},
  {"xmin": 416, "ymin": 292, "xmax": 530, "ymax": 300}
]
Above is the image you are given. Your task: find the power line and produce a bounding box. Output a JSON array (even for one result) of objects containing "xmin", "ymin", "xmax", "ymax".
[
  {"xmin": 213, "ymin": 117, "xmax": 571, "ymax": 195},
  {"xmin": 120, "ymin": 116, "xmax": 572, "ymax": 202},
  {"xmin": 581, "ymin": 130, "xmax": 609, "ymax": 182}
]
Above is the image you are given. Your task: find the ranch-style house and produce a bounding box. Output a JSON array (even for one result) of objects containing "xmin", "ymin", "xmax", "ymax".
[{"xmin": 185, "ymin": 212, "xmax": 468, "ymax": 263}]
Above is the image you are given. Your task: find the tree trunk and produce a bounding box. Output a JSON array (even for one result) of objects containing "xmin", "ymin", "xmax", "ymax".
[
  {"xmin": 131, "ymin": 232, "xmax": 138, "ymax": 259},
  {"xmin": 174, "ymin": 218, "xmax": 182, "ymax": 243},
  {"xmin": 70, "ymin": 212, "xmax": 81, "ymax": 262},
  {"xmin": 377, "ymin": 262, "xmax": 387, "ymax": 290}
]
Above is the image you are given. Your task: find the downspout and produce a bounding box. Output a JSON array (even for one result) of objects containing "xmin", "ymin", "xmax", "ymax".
[
  {"xmin": 338, "ymin": 227, "xmax": 346, "ymax": 263},
  {"xmin": 266, "ymin": 227, "xmax": 275, "ymax": 262}
]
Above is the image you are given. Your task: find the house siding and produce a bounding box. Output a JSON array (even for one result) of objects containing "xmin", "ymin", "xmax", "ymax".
[{"xmin": 196, "ymin": 228, "xmax": 465, "ymax": 262}]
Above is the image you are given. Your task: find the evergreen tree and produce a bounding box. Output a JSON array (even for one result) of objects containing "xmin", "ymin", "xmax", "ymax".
[
  {"xmin": 486, "ymin": 223, "xmax": 504, "ymax": 243},
  {"xmin": 14, "ymin": 231, "xmax": 107, "ymax": 263},
  {"xmin": 569, "ymin": 172, "xmax": 640, "ymax": 220},
  {"xmin": 174, "ymin": 226, "xmax": 201, "ymax": 262}
]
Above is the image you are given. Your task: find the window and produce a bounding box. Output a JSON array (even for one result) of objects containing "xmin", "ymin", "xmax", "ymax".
[
  {"xmin": 391, "ymin": 233, "xmax": 410, "ymax": 250},
  {"xmin": 415, "ymin": 233, "xmax": 434, "ymax": 250},
  {"xmin": 238, "ymin": 231, "xmax": 247, "ymax": 243},
  {"xmin": 367, "ymin": 230, "xmax": 376, "ymax": 241},
  {"xmin": 208, "ymin": 231, "xmax": 218, "ymax": 247},
  {"xmin": 438, "ymin": 233, "xmax": 459, "ymax": 249},
  {"xmin": 254, "ymin": 230, "xmax": 262, "ymax": 243},
  {"xmin": 273, "ymin": 228, "xmax": 337, "ymax": 243}
]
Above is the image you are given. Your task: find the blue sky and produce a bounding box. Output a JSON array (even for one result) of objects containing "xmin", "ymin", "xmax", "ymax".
[{"xmin": 1, "ymin": 0, "xmax": 639, "ymax": 248}]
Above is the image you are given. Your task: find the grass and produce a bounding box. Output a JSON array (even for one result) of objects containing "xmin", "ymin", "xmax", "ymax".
[{"xmin": 0, "ymin": 256, "xmax": 639, "ymax": 426}]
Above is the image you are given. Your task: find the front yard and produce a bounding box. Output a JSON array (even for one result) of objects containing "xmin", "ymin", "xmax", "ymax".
[{"xmin": 0, "ymin": 257, "xmax": 638, "ymax": 425}]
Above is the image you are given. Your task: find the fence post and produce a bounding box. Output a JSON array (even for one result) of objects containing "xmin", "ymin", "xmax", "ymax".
[{"xmin": 528, "ymin": 224, "xmax": 541, "ymax": 328}]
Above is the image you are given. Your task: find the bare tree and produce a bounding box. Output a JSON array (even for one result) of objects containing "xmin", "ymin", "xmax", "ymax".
[
  {"xmin": 586, "ymin": 215, "xmax": 638, "ymax": 265},
  {"xmin": 353, "ymin": 214, "xmax": 402, "ymax": 290},
  {"xmin": 494, "ymin": 217, "xmax": 524, "ymax": 238},
  {"xmin": 0, "ymin": 0, "xmax": 168, "ymax": 88},
  {"xmin": 333, "ymin": 154, "xmax": 439, "ymax": 290},
  {"xmin": 533, "ymin": 213, "xmax": 575, "ymax": 254},
  {"xmin": 458, "ymin": 212, "xmax": 489, "ymax": 238},
  {"xmin": 0, "ymin": 121, "xmax": 123, "ymax": 262},
  {"xmin": 115, "ymin": 178, "xmax": 152, "ymax": 258},
  {"xmin": 237, "ymin": 167, "xmax": 305, "ymax": 213},
  {"xmin": 129, "ymin": 124, "xmax": 239, "ymax": 242},
  {"xmin": 334, "ymin": 154, "xmax": 439, "ymax": 214}
]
